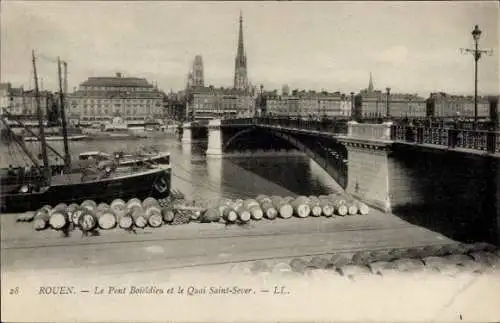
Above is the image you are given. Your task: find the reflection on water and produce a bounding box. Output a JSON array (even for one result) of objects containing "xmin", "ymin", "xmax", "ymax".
[{"xmin": 0, "ymin": 138, "xmax": 341, "ymax": 205}]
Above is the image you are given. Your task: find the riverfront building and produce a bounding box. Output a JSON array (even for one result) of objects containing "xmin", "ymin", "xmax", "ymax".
[
  {"xmin": 427, "ymin": 92, "xmax": 490, "ymax": 118},
  {"xmin": 67, "ymin": 73, "xmax": 163, "ymax": 122},
  {"xmin": 0, "ymin": 83, "xmax": 52, "ymax": 119},
  {"xmin": 265, "ymin": 90, "xmax": 351, "ymax": 118},
  {"xmin": 358, "ymin": 74, "xmax": 427, "ymax": 118},
  {"xmin": 186, "ymin": 86, "xmax": 255, "ymax": 120}
]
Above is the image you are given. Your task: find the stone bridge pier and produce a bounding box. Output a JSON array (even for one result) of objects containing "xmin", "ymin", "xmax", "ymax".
[
  {"xmin": 338, "ymin": 121, "xmax": 394, "ymax": 212},
  {"xmin": 206, "ymin": 119, "xmax": 223, "ymax": 158},
  {"xmin": 181, "ymin": 122, "xmax": 192, "ymax": 145}
]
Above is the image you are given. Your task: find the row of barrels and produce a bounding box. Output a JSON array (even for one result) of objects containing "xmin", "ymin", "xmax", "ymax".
[
  {"xmin": 20, "ymin": 192, "xmax": 370, "ymax": 231},
  {"xmin": 199, "ymin": 193, "xmax": 370, "ymax": 224},
  {"xmin": 25, "ymin": 197, "xmax": 181, "ymax": 232}
]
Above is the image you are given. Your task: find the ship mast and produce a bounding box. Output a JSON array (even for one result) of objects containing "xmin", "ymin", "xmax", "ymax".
[
  {"xmin": 58, "ymin": 57, "xmax": 71, "ymax": 171},
  {"xmin": 32, "ymin": 50, "xmax": 51, "ymax": 182}
]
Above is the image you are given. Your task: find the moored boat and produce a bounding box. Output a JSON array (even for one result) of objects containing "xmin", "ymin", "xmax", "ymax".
[
  {"xmin": 78, "ymin": 150, "xmax": 170, "ymax": 169},
  {"xmin": 0, "ymin": 51, "xmax": 171, "ymax": 213}
]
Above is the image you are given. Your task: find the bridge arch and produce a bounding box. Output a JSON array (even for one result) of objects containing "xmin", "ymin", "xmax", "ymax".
[{"xmin": 223, "ymin": 126, "xmax": 348, "ymax": 189}]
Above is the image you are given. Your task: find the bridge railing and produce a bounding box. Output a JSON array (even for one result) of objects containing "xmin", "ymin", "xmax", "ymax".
[
  {"xmin": 222, "ymin": 117, "xmax": 349, "ymax": 134},
  {"xmin": 392, "ymin": 125, "xmax": 500, "ymax": 153},
  {"xmin": 221, "ymin": 117, "xmax": 499, "ymax": 154},
  {"xmin": 348, "ymin": 122, "xmax": 392, "ymax": 141}
]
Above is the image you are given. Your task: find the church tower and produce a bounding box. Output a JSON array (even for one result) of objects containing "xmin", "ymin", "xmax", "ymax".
[
  {"xmin": 234, "ymin": 12, "xmax": 248, "ymax": 91},
  {"xmin": 368, "ymin": 72, "xmax": 374, "ymax": 93},
  {"xmin": 192, "ymin": 55, "xmax": 204, "ymax": 87}
]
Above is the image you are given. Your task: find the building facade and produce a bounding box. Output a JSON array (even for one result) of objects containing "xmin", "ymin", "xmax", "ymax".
[
  {"xmin": 265, "ymin": 90, "xmax": 351, "ymax": 119},
  {"xmin": 67, "ymin": 73, "xmax": 163, "ymax": 121},
  {"xmin": 0, "ymin": 83, "xmax": 53, "ymax": 119},
  {"xmin": 186, "ymin": 86, "xmax": 255, "ymax": 121},
  {"xmin": 163, "ymin": 91, "xmax": 187, "ymax": 122},
  {"xmin": 358, "ymin": 73, "xmax": 427, "ymax": 118},
  {"xmin": 427, "ymin": 92, "xmax": 490, "ymax": 118}
]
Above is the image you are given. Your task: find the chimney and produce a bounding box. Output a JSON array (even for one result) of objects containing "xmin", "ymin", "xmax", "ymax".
[{"xmin": 116, "ymin": 72, "xmax": 122, "ymax": 78}]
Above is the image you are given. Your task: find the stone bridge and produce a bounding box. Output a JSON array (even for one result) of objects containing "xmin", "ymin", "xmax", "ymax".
[{"xmin": 180, "ymin": 116, "xmax": 500, "ymax": 245}]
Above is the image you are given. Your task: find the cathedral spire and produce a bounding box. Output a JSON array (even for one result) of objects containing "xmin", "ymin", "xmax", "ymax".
[
  {"xmin": 234, "ymin": 11, "xmax": 248, "ymax": 91},
  {"xmin": 368, "ymin": 72, "xmax": 374, "ymax": 92},
  {"xmin": 237, "ymin": 11, "xmax": 244, "ymax": 59}
]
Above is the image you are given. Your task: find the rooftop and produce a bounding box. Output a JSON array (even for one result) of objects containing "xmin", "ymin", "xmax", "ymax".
[
  {"xmin": 189, "ymin": 86, "xmax": 251, "ymax": 96},
  {"xmin": 80, "ymin": 73, "xmax": 154, "ymax": 88}
]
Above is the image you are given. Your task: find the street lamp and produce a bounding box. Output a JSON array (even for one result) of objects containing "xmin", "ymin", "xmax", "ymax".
[
  {"xmin": 386, "ymin": 87, "xmax": 391, "ymax": 118},
  {"xmin": 461, "ymin": 25, "xmax": 493, "ymax": 125}
]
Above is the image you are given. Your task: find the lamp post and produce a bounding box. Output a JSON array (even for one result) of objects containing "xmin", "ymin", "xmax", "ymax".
[
  {"xmin": 386, "ymin": 87, "xmax": 391, "ymax": 118},
  {"xmin": 461, "ymin": 25, "xmax": 493, "ymax": 126}
]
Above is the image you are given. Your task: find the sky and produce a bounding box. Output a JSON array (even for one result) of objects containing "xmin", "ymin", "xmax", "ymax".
[{"xmin": 1, "ymin": 1, "xmax": 498, "ymax": 96}]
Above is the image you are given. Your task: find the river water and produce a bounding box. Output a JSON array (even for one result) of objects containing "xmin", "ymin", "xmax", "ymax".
[{"xmin": 0, "ymin": 136, "xmax": 342, "ymax": 205}]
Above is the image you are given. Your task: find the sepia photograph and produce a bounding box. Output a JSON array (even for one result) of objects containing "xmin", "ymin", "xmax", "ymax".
[{"xmin": 0, "ymin": 0, "xmax": 499, "ymax": 322}]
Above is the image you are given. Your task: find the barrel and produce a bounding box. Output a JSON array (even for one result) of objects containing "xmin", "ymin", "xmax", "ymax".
[
  {"xmin": 307, "ymin": 196, "xmax": 322, "ymax": 217},
  {"xmin": 33, "ymin": 209, "xmax": 50, "ymax": 230},
  {"xmin": 346, "ymin": 202, "xmax": 358, "ymax": 216},
  {"xmin": 162, "ymin": 208, "xmax": 175, "ymax": 223},
  {"xmin": 261, "ymin": 202, "xmax": 278, "ymax": 220},
  {"xmin": 218, "ymin": 198, "xmax": 232, "ymax": 207},
  {"xmin": 270, "ymin": 196, "xmax": 283, "ymax": 205},
  {"xmin": 142, "ymin": 197, "xmax": 160, "ymax": 209},
  {"xmin": 81, "ymin": 200, "xmax": 97, "ymax": 211},
  {"xmin": 117, "ymin": 209, "xmax": 133, "ymax": 229},
  {"xmin": 356, "ymin": 201, "xmax": 369, "ymax": 215},
  {"xmin": 319, "ymin": 200, "xmax": 335, "ymax": 217},
  {"xmin": 40, "ymin": 205, "xmax": 52, "ymax": 213},
  {"xmin": 67, "ymin": 203, "xmax": 80, "ymax": 216},
  {"xmin": 110, "ymin": 199, "xmax": 126, "ymax": 212},
  {"xmin": 145, "ymin": 207, "xmax": 163, "ymax": 228},
  {"xmin": 291, "ymin": 198, "xmax": 310, "ymax": 218},
  {"xmin": 71, "ymin": 207, "xmax": 85, "ymax": 226},
  {"xmin": 97, "ymin": 208, "xmax": 117, "ymax": 230},
  {"xmin": 201, "ymin": 207, "xmax": 220, "ymax": 223},
  {"xmin": 243, "ymin": 199, "xmax": 260, "ymax": 210},
  {"xmin": 236, "ymin": 207, "xmax": 251, "ymax": 223},
  {"xmin": 249, "ymin": 206, "xmax": 263, "ymax": 220},
  {"xmin": 333, "ymin": 200, "xmax": 348, "ymax": 216},
  {"xmin": 256, "ymin": 195, "xmax": 272, "ymax": 205},
  {"xmin": 49, "ymin": 208, "xmax": 69, "ymax": 230},
  {"xmin": 131, "ymin": 207, "xmax": 147, "ymax": 228},
  {"xmin": 96, "ymin": 203, "xmax": 110, "ymax": 212},
  {"xmin": 223, "ymin": 207, "xmax": 238, "ymax": 223},
  {"xmin": 275, "ymin": 200, "xmax": 293, "ymax": 219},
  {"xmin": 126, "ymin": 198, "xmax": 142, "ymax": 210},
  {"xmin": 78, "ymin": 209, "xmax": 97, "ymax": 232},
  {"xmin": 53, "ymin": 203, "xmax": 68, "ymax": 212},
  {"xmin": 308, "ymin": 196, "xmax": 321, "ymax": 204}
]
